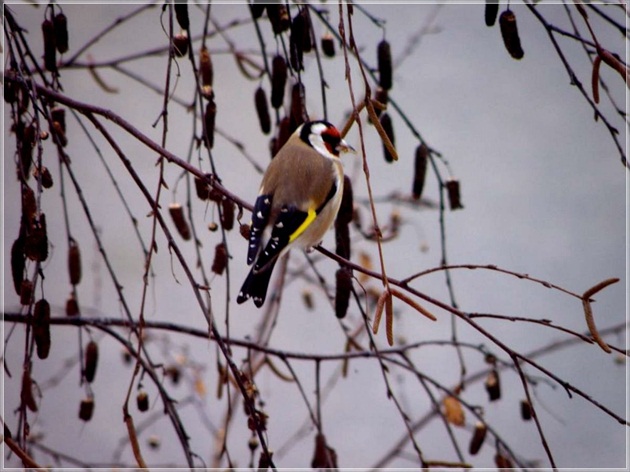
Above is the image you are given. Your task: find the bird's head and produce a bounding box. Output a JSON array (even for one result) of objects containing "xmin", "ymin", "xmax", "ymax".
[{"xmin": 299, "ymin": 120, "xmax": 355, "ymax": 159}]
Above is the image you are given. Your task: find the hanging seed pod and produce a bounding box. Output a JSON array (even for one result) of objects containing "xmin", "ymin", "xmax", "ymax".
[
  {"xmin": 249, "ymin": 2, "xmax": 265, "ymax": 19},
  {"xmin": 248, "ymin": 436, "xmax": 259, "ymax": 452},
  {"xmin": 207, "ymin": 180, "xmax": 223, "ymax": 203},
  {"xmin": 16, "ymin": 84, "xmax": 31, "ymax": 116},
  {"xmin": 377, "ymin": 40, "xmax": 393, "ymax": 90},
  {"xmin": 19, "ymin": 122, "xmax": 36, "ymax": 180},
  {"xmin": 199, "ymin": 46, "xmax": 213, "ymax": 95},
  {"xmin": 174, "ymin": 0, "xmax": 189, "ymax": 30},
  {"xmin": 84, "ymin": 340, "xmax": 99, "ymax": 383},
  {"xmin": 520, "ymin": 399, "xmax": 533, "ymax": 420},
  {"xmin": 121, "ymin": 348, "xmax": 133, "ymax": 365},
  {"xmin": 443, "ymin": 395, "xmax": 465, "ymax": 426},
  {"xmin": 42, "ymin": 19, "xmax": 57, "ymax": 73},
  {"xmin": 469, "ymin": 421, "xmax": 487, "ymax": 455},
  {"xmin": 22, "ymin": 186, "xmax": 37, "ymax": 228},
  {"xmin": 290, "ymin": 29, "xmax": 304, "ymax": 72},
  {"xmin": 66, "ymin": 293, "xmax": 79, "ymax": 316},
  {"xmin": 275, "ymin": 116, "xmax": 292, "ymax": 154},
  {"xmin": 335, "ymin": 176, "xmax": 353, "ymax": 260},
  {"xmin": 484, "ymin": 368, "xmax": 501, "ymax": 401},
  {"xmin": 148, "ymin": 435, "xmax": 161, "ymax": 450},
  {"xmin": 239, "ymin": 223, "xmax": 251, "ymax": 240},
  {"xmin": 79, "ymin": 397, "xmax": 94, "ymax": 421},
  {"xmin": 54, "ymin": 13, "xmax": 69, "ymax": 53},
  {"xmin": 297, "ymin": 9, "xmax": 312, "ymax": 53},
  {"xmin": 413, "ymin": 143, "xmax": 429, "ymax": 200},
  {"xmin": 302, "ymin": 289, "xmax": 314, "ymax": 310},
  {"xmin": 194, "ymin": 176, "xmax": 210, "ymax": 200},
  {"xmin": 11, "ymin": 236, "xmax": 26, "ymax": 295},
  {"xmin": 485, "ymin": 0, "xmax": 500, "ymax": 27},
  {"xmin": 254, "ymin": 86, "xmax": 271, "ymax": 134},
  {"xmin": 266, "ymin": 4, "xmax": 291, "ymax": 35},
  {"xmin": 494, "ymin": 452, "xmax": 513, "ymax": 469},
  {"xmin": 21, "ymin": 187, "xmax": 37, "ymax": 232},
  {"xmin": 33, "ymin": 166, "xmax": 54, "ymax": 189},
  {"xmin": 258, "ymin": 451, "xmax": 273, "ymax": 470},
  {"xmin": 337, "ymin": 176, "xmax": 354, "ymax": 226},
  {"xmin": 271, "ymin": 55, "xmax": 288, "ymax": 109},
  {"xmin": 198, "ymin": 175, "xmax": 220, "ymax": 203},
  {"xmin": 20, "ymin": 279, "xmax": 34, "ymax": 306},
  {"xmin": 137, "ymin": 390, "xmax": 149, "ymax": 412},
  {"xmin": 68, "ymin": 239, "xmax": 82, "ymax": 285},
  {"xmin": 321, "ymin": 32, "xmax": 336, "ymax": 58},
  {"xmin": 389, "ymin": 209, "xmax": 401, "ymax": 236},
  {"xmin": 169, "ymin": 203, "xmax": 191, "ymax": 240},
  {"xmin": 335, "ymin": 268, "xmax": 352, "ymax": 319},
  {"xmin": 204, "ymin": 94, "xmax": 217, "ymax": 148},
  {"xmin": 173, "ymin": 32, "xmax": 188, "ymax": 57},
  {"xmin": 379, "ymin": 113, "xmax": 396, "ymax": 163},
  {"xmin": 311, "ymin": 433, "xmax": 338, "ymax": 468},
  {"xmin": 220, "ymin": 198, "xmax": 235, "ymax": 230},
  {"xmin": 269, "ymin": 137, "xmax": 278, "ymax": 158},
  {"xmin": 335, "ymin": 222, "xmax": 350, "ymax": 261},
  {"xmin": 24, "ymin": 214, "xmax": 49, "ymax": 262},
  {"xmin": 208, "ymin": 222, "xmax": 218, "ymax": 232},
  {"xmin": 371, "ymin": 87, "xmax": 388, "ymax": 122},
  {"xmin": 290, "ymin": 82, "xmax": 307, "ymax": 128},
  {"xmin": 33, "ymin": 299, "xmax": 51, "ymax": 360},
  {"xmin": 4, "ymin": 76, "xmax": 17, "ymax": 103},
  {"xmin": 165, "ymin": 365, "xmax": 181, "ymax": 385},
  {"xmin": 445, "ymin": 178, "xmax": 463, "ymax": 210},
  {"xmin": 499, "ymin": 10, "xmax": 524, "ymax": 60},
  {"xmin": 51, "ymin": 106, "xmax": 66, "ymax": 132},
  {"xmin": 51, "ymin": 121, "xmax": 67, "ymax": 147},
  {"xmin": 289, "ymin": 9, "xmax": 312, "ymax": 71},
  {"xmin": 21, "ymin": 369, "xmax": 38, "ymax": 412},
  {"xmin": 211, "ymin": 242, "xmax": 228, "ymax": 275}
]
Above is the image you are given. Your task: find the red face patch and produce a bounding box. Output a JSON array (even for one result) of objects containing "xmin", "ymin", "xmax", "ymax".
[{"xmin": 321, "ymin": 126, "xmax": 342, "ymax": 156}]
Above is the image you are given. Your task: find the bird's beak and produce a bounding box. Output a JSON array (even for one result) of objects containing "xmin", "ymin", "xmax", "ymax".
[{"xmin": 336, "ymin": 139, "xmax": 355, "ymax": 155}]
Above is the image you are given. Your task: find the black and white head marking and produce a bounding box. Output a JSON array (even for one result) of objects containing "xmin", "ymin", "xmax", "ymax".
[{"xmin": 300, "ymin": 120, "xmax": 345, "ymax": 159}]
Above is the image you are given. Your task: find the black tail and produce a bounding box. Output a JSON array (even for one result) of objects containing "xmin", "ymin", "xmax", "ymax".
[{"xmin": 236, "ymin": 259, "xmax": 277, "ymax": 307}]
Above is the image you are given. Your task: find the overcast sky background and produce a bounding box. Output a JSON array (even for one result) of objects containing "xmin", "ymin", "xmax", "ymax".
[{"xmin": 2, "ymin": 1, "xmax": 628, "ymax": 469}]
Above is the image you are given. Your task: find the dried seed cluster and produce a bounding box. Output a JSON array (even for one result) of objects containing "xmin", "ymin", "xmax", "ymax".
[
  {"xmin": 334, "ymin": 175, "xmax": 353, "ymax": 261},
  {"xmin": 68, "ymin": 239, "xmax": 82, "ymax": 285},
  {"xmin": 211, "ymin": 242, "xmax": 228, "ymax": 275},
  {"xmin": 469, "ymin": 421, "xmax": 487, "ymax": 455},
  {"xmin": 377, "ymin": 40, "xmax": 393, "ymax": 90},
  {"xmin": 84, "ymin": 340, "xmax": 99, "ymax": 383},
  {"xmin": 169, "ymin": 203, "xmax": 191, "ymax": 240},
  {"xmin": 413, "ymin": 143, "xmax": 429, "ymax": 200},
  {"xmin": 499, "ymin": 10, "xmax": 524, "ymax": 60},
  {"xmin": 335, "ymin": 268, "xmax": 352, "ymax": 319},
  {"xmin": 33, "ymin": 299, "xmax": 51, "ymax": 359},
  {"xmin": 379, "ymin": 113, "xmax": 396, "ymax": 163}
]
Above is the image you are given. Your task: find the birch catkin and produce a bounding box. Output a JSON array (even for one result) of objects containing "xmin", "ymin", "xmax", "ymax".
[{"xmin": 499, "ymin": 10, "xmax": 524, "ymax": 60}]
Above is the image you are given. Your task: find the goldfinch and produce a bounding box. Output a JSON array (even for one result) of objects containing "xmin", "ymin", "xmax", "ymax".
[{"xmin": 237, "ymin": 120, "xmax": 354, "ymax": 307}]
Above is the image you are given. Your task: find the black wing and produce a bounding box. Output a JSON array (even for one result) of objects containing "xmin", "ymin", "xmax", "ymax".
[
  {"xmin": 253, "ymin": 205, "xmax": 310, "ymax": 273},
  {"xmin": 247, "ymin": 193, "xmax": 273, "ymax": 264}
]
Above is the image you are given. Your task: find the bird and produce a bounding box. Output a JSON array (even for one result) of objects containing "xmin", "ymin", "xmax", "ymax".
[{"xmin": 237, "ymin": 120, "xmax": 354, "ymax": 307}]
